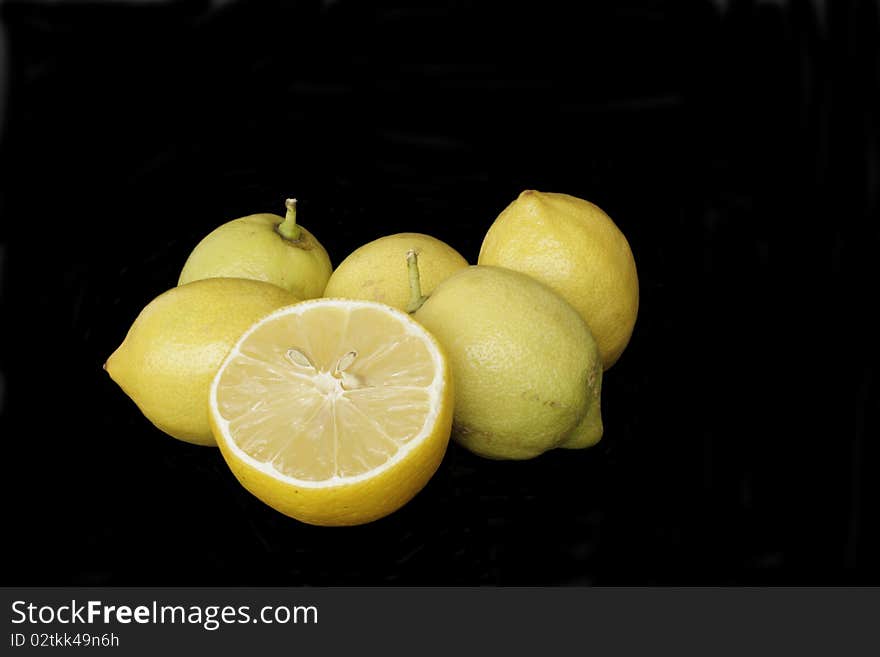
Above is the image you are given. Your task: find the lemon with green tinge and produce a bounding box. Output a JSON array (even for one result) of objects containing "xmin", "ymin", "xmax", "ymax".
[
  {"xmin": 479, "ymin": 190, "xmax": 639, "ymax": 369},
  {"xmin": 105, "ymin": 278, "xmax": 299, "ymax": 446},
  {"xmin": 413, "ymin": 265, "xmax": 602, "ymax": 460},
  {"xmin": 209, "ymin": 299, "xmax": 453, "ymax": 526},
  {"xmin": 323, "ymin": 233, "xmax": 468, "ymax": 312},
  {"xmin": 179, "ymin": 199, "xmax": 332, "ymax": 299}
]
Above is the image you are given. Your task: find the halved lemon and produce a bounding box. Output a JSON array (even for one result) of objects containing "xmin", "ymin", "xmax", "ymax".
[{"xmin": 209, "ymin": 298, "xmax": 453, "ymax": 526}]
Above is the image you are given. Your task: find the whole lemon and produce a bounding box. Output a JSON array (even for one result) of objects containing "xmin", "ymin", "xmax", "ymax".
[
  {"xmin": 478, "ymin": 190, "xmax": 639, "ymax": 369},
  {"xmin": 105, "ymin": 278, "xmax": 299, "ymax": 445},
  {"xmin": 179, "ymin": 199, "xmax": 332, "ymax": 299},
  {"xmin": 323, "ymin": 233, "xmax": 468, "ymax": 312},
  {"xmin": 414, "ymin": 265, "xmax": 602, "ymax": 460}
]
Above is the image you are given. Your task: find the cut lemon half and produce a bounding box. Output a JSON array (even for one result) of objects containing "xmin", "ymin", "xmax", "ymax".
[{"xmin": 209, "ymin": 298, "xmax": 453, "ymax": 526}]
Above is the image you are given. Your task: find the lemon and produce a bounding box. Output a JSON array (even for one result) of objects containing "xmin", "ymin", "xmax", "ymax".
[
  {"xmin": 413, "ymin": 265, "xmax": 602, "ymax": 460},
  {"xmin": 209, "ymin": 299, "xmax": 453, "ymax": 526},
  {"xmin": 179, "ymin": 199, "xmax": 332, "ymax": 299},
  {"xmin": 478, "ymin": 190, "xmax": 639, "ymax": 369},
  {"xmin": 105, "ymin": 278, "xmax": 299, "ymax": 445},
  {"xmin": 323, "ymin": 233, "xmax": 468, "ymax": 312}
]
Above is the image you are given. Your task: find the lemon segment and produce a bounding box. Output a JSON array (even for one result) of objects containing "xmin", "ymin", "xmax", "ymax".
[{"xmin": 209, "ymin": 299, "xmax": 453, "ymax": 526}]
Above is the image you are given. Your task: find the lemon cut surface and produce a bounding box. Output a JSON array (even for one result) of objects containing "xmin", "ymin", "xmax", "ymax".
[{"xmin": 209, "ymin": 299, "xmax": 453, "ymax": 526}]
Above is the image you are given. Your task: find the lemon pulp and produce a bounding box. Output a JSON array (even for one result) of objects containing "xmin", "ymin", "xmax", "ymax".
[{"xmin": 210, "ymin": 299, "xmax": 453, "ymax": 525}]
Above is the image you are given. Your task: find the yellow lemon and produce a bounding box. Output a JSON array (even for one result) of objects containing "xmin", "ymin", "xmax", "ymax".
[
  {"xmin": 209, "ymin": 299, "xmax": 453, "ymax": 526},
  {"xmin": 478, "ymin": 190, "xmax": 639, "ymax": 369},
  {"xmin": 105, "ymin": 278, "xmax": 299, "ymax": 445},
  {"xmin": 323, "ymin": 233, "xmax": 468, "ymax": 312},
  {"xmin": 179, "ymin": 199, "xmax": 332, "ymax": 299},
  {"xmin": 414, "ymin": 265, "xmax": 602, "ymax": 460}
]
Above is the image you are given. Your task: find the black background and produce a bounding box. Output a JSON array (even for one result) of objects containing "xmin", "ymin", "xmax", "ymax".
[{"xmin": 0, "ymin": 0, "xmax": 877, "ymax": 585}]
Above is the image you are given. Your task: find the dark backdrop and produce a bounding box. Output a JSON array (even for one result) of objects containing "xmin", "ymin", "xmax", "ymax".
[{"xmin": 0, "ymin": 0, "xmax": 877, "ymax": 585}]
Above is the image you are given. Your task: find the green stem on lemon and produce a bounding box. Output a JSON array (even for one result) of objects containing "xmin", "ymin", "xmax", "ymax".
[
  {"xmin": 278, "ymin": 198, "xmax": 303, "ymax": 241},
  {"xmin": 405, "ymin": 249, "xmax": 428, "ymax": 313}
]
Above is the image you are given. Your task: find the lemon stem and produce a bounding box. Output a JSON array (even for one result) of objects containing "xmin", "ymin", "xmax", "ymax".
[
  {"xmin": 406, "ymin": 250, "xmax": 428, "ymax": 313},
  {"xmin": 278, "ymin": 198, "xmax": 302, "ymax": 241}
]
